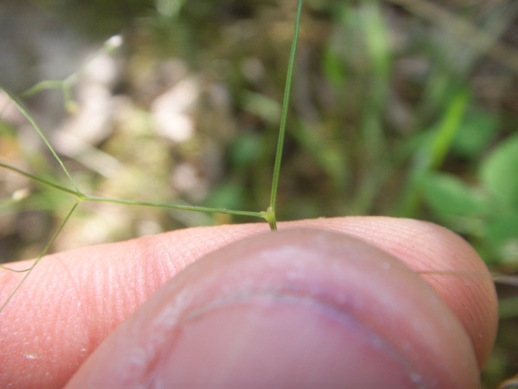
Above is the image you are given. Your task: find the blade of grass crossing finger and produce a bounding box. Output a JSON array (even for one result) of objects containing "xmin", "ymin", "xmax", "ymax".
[{"xmin": 0, "ymin": 202, "xmax": 80, "ymax": 312}]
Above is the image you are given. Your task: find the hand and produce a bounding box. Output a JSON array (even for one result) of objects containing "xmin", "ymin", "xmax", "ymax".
[{"xmin": 0, "ymin": 217, "xmax": 498, "ymax": 388}]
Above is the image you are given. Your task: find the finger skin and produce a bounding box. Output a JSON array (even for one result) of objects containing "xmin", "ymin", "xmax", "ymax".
[
  {"xmin": 0, "ymin": 217, "xmax": 498, "ymax": 388},
  {"xmin": 66, "ymin": 228, "xmax": 480, "ymax": 388}
]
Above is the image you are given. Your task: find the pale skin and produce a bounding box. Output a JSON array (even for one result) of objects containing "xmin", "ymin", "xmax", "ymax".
[{"xmin": 0, "ymin": 217, "xmax": 498, "ymax": 388}]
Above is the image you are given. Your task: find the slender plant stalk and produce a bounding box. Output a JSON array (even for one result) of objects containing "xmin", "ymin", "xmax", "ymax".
[
  {"xmin": 0, "ymin": 161, "xmax": 265, "ymax": 218},
  {"xmin": 0, "ymin": 162, "xmax": 83, "ymax": 198},
  {"xmin": 267, "ymin": 0, "xmax": 303, "ymax": 231},
  {"xmin": 85, "ymin": 195, "xmax": 263, "ymax": 218},
  {"xmin": 18, "ymin": 35, "xmax": 123, "ymax": 107}
]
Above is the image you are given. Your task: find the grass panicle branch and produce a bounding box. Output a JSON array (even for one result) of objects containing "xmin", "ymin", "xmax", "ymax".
[{"xmin": 0, "ymin": 1, "xmax": 306, "ymax": 313}]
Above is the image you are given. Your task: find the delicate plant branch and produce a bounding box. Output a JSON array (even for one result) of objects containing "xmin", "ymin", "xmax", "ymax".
[
  {"xmin": 0, "ymin": 4, "xmax": 306, "ymax": 314},
  {"xmin": 2, "ymin": 89, "xmax": 80, "ymax": 193},
  {"xmin": 85, "ymin": 195, "xmax": 264, "ymax": 218},
  {"xmin": 0, "ymin": 162, "xmax": 82, "ymax": 198},
  {"xmin": 19, "ymin": 35, "xmax": 124, "ymax": 112},
  {"xmin": 0, "ymin": 161, "xmax": 265, "ymax": 218}
]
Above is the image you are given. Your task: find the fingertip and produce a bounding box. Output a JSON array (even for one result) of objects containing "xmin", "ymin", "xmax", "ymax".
[
  {"xmin": 67, "ymin": 228, "xmax": 481, "ymax": 388},
  {"xmin": 1, "ymin": 217, "xmax": 497, "ymax": 388}
]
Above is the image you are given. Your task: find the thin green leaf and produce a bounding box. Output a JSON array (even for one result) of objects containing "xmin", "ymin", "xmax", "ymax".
[{"xmin": 481, "ymin": 133, "xmax": 518, "ymax": 209}]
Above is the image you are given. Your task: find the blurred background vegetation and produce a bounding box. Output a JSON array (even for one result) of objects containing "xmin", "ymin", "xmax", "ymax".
[{"xmin": 1, "ymin": 0, "xmax": 518, "ymax": 386}]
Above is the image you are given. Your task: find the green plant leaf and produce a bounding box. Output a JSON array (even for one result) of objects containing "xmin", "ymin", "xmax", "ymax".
[
  {"xmin": 485, "ymin": 212, "xmax": 518, "ymax": 265},
  {"xmin": 423, "ymin": 172, "xmax": 489, "ymax": 217},
  {"xmin": 451, "ymin": 108, "xmax": 497, "ymax": 159},
  {"xmin": 480, "ymin": 133, "xmax": 518, "ymax": 209},
  {"xmin": 485, "ymin": 212, "xmax": 518, "ymax": 247}
]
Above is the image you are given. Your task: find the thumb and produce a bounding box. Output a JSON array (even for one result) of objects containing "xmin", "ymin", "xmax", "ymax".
[{"xmin": 66, "ymin": 228, "xmax": 481, "ymax": 388}]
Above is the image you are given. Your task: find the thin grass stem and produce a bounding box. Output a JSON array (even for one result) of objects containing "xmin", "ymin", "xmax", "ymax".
[
  {"xmin": 268, "ymin": 0, "xmax": 303, "ymax": 230},
  {"xmin": 84, "ymin": 195, "xmax": 265, "ymax": 219},
  {"xmin": 0, "ymin": 162, "xmax": 83, "ymax": 198}
]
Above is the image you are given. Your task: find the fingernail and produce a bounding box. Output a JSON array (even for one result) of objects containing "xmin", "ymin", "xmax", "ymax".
[{"xmin": 151, "ymin": 292, "xmax": 419, "ymax": 388}]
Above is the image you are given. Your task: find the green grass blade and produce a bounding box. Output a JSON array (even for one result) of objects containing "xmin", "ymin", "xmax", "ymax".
[
  {"xmin": 397, "ymin": 88, "xmax": 469, "ymax": 216},
  {"xmin": 428, "ymin": 89, "xmax": 469, "ymax": 170},
  {"xmin": 268, "ymin": 0, "xmax": 303, "ymax": 230}
]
